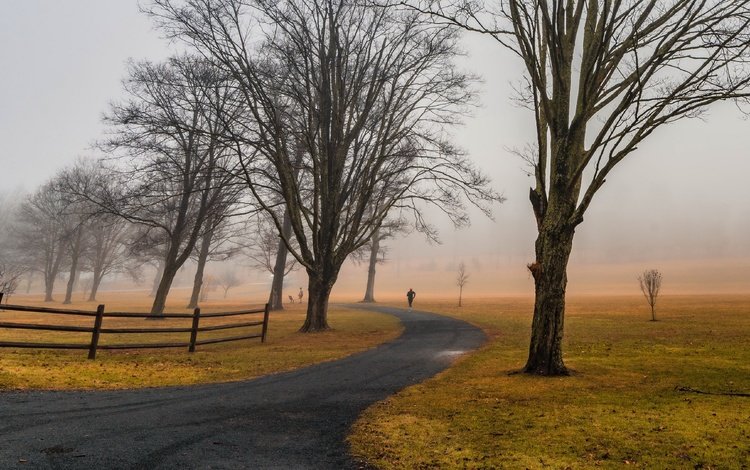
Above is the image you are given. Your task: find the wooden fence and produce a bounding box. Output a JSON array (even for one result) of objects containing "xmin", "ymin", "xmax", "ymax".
[{"xmin": 0, "ymin": 293, "xmax": 270, "ymax": 359}]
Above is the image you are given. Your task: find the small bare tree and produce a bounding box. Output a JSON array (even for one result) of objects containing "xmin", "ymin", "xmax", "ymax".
[
  {"xmin": 638, "ymin": 269, "xmax": 663, "ymax": 322},
  {"xmin": 217, "ymin": 269, "xmax": 241, "ymax": 298},
  {"xmin": 456, "ymin": 261, "xmax": 469, "ymax": 307}
]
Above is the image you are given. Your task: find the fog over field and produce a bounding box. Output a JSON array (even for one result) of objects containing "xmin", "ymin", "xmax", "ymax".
[{"xmin": 2, "ymin": 2, "xmax": 748, "ymax": 299}]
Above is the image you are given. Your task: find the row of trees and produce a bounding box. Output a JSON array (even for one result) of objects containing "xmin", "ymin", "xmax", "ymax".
[
  {"xmin": 2, "ymin": 0, "xmax": 501, "ymax": 321},
  {"xmin": 148, "ymin": 0, "xmax": 750, "ymax": 372},
  {"xmin": 145, "ymin": 0, "xmax": 503, "ymax": 330},
  {"xmin": 11, "ymin": 0, "xmax": 737, "ymax": 376}
]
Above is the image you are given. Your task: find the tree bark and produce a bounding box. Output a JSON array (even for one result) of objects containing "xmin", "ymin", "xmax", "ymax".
[
  {"xmin": 150, "ymin": 263, "xmax": 179, "ymax": 317},
  {"xmin": 268, "ymin": 209, "xmax": 293, "ymax": 311},
  {"xmin": 300, "ymin": 269, "xmax": 337, "ymax": 332},
  {"xmin": 362, "ymin": 227, "xmax": 380, "ymax": 303},
  {"xmin": 523, "ymin": 223, "xmax": 575, "ymax": 376},
  {"xmin": 150, "ymin": 239, "xmax": 183, "ymax": 316},
  {"xmin": 187, "ymin": 228, "xmax": 213, "ymax": 309},
  {"xmin": 63, "ymin": 228, "xmax": 84, "ymax": 305}
]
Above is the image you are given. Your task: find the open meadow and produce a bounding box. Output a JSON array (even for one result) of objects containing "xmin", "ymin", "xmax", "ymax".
[
  {"xmin": 0, "ymin": 290, "xmax": 402, "ymax": 390},
  {"xmin": 349, "ymin": 295, "xmax": 750, "ymax": 469},
  {"xmin": 3, "ymin": 291, "xmax": 748, "ymax": 467}
]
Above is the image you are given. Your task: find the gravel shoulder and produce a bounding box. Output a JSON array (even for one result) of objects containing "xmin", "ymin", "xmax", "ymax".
[{"xmin": 0, "ymin": 305, "xmax": 485, "ymax": 469}]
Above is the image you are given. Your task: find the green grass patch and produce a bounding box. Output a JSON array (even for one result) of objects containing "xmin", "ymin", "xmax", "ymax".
[
  {"xmin": 349, "ymin": 295, "xmax": 750, "ymax": 469},
  {"xmin": 0, "ymin": 297, "xmax": 402, "ymax": 390}
]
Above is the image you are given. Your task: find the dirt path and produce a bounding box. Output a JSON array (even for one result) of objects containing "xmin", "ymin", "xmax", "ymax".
[{"xmin": 0, "ymin": 305, "xmax": 485, "ymax": 469}]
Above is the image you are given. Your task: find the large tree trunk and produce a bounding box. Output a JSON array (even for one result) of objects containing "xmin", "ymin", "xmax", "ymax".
[
  {"xmin": 523, "ymin": 223, "xmax": 575, "ymax": 376},
  {"xmin": 268, "ymin": 209, "xmax": 293, "ymax": 311},
  {"xmin": 187, "ymin": 229, "xmax": 213, "ymax": 309},
  {"xmin": 362, "ymin": 227, "xmax": 380, "ymax": 303},
  {"xmin": 300, "ymin": 269, "xmax": 337, "ymax": 332}
]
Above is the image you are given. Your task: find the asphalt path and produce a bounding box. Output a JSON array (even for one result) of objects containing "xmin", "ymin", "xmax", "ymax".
[{"xmin": 0, "ymin": 305, "xmax": 485, "ymax": 469}]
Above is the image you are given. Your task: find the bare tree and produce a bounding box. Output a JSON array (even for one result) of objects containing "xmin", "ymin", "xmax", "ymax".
[
  {"xmin": 99, "ymin": 55, "xmax": 245, "ymax": 316},
  {"xmin": 456, "ymin": 261, "xmax": 469, "ymax": 307},
  {"xmin": 217, "ymin": 269, "xmax": 241, "ymax": 298},
  {"xmin": 638, "ymin": 269, "xmax": 663, "ymax": 321},
  {"xmin": 149, "ymin": 0, "xmax": 501, "ymax": 332},
  {"xmin": 86, "ymin": 214, "xmax": 130, "ymax": 301},
  {"xmin": 51, "ymin": 169, "xmax": 92, "ymax": 305},
  {"xmin": 353, "ymin": 217, "xmax": 408, "ymax": 303},
  {"xmin": 59, "ymin": 160, "xmax": 134, "ymax": 302},
  {"xmin": 244, "ymin": 214, "xmax": 299, "ymax": 310},
  {"xmin": 0, "ymin": 193, "xmax": 28, "ymax": 301},
  {"xmin": 186, "ymin": 214, "xmax": 242, "ymax": 308},
  {"xmin": 407, "ymin": 0, "xmax": 750, "ymax": 374},
  {"xmin": 0, "ymin": 259, "xmax": 26, "ymax": 302},
  {"xmin": 13, "ymin": 182, "xmax": 68, "ymax": 301}
]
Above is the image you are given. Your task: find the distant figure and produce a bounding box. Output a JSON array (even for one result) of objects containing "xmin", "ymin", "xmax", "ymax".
[
  {"xmin": 406, "ymin": 288, "xmax": 416, "ymax": 310},
  {"xmin": 288, "ymin": 295, "xmax": 295, "ymax": 304},
  {"xmin": 298, "ymin": 287, "xmax": 304, "ymax": 303}
]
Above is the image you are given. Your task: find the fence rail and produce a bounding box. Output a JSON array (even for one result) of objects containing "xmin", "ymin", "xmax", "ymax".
[{"xmin": 0, "ymin": 293, "xmax": 270, "ymax": 359}]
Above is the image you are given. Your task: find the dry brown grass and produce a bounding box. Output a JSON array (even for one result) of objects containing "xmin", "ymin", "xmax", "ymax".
[
  {"xmin": 350, "ymin": 295, "xmax": 750, "ymax": 469},
  {"xmin": 0, "ymin": 291, "xmax": 402, "ymax": 390}
]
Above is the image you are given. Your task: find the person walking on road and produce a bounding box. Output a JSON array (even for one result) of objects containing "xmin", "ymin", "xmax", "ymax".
[{"xmin": 406, "ymin": 288, "xmax": 416, "ymax": 310}]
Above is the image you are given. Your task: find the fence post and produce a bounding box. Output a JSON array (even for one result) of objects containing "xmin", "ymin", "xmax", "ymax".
[
  {"xmin": 88, "ymin": 304, "xmax": 105, "ymax": 360},
  {"xmin": 261, "ymin": 303, "xmax": 270, "ymax": 343},
  {"xmin": 188, "ymin": 307, "xmax": 201, "ymax": 352}
]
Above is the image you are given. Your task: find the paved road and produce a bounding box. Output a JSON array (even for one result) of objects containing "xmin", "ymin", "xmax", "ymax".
[{"xmin": 0, "ymin": 305, "xmax": 485, "ymax": 469}]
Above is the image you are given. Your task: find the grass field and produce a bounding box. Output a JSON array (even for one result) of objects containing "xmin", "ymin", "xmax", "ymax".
[
  {"xmin": 0, "ymin": 291, "xmax": 402, "ymax": 390},
  {"xmin": 349, "ymin": 295, "xmax": 750, "ymax": 469}
]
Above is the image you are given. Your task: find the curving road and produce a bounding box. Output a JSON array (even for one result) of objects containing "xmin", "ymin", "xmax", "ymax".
[{"xmin": 0, "ymin": 306, "xmax": 485, "ymax": 469}]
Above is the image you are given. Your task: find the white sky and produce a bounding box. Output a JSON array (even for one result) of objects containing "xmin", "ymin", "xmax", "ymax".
[{"xmin": 1, "ymin": 2, "xmax": 748, "ymax": 296}]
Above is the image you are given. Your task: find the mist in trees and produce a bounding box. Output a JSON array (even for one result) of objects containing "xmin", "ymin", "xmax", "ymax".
[
  {"xmin": 405, "ymin": 0, "xmax": 750, "ymax": 374},
  {"xmin": 149, "ymin": 0, "xmax": 501, "ymax": 331},
  {"xmin": 0, "ymin": 193, "xmax": 27, "ymax": 301},
  {"xmin": 244, "ymin": 215, "xmax": 300, "ymax": 311},
  {"xmin": 351, "ymin": 218, "xmax": 409, "ymax": 303},
  {"xmin": 99, "ymin": 55, "xmax": 246, "ymax": 316},
  {"xmin": 13, "ymin": 181, "xmax": 68, "ymax": 301}
]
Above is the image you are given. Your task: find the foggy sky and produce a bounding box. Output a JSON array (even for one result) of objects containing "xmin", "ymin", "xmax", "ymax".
[{"xmin": 2, "ymin": 2, "xmax": 748, "ymax": 297}]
